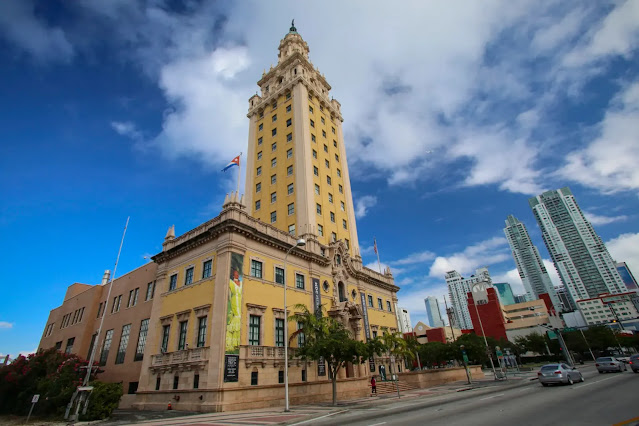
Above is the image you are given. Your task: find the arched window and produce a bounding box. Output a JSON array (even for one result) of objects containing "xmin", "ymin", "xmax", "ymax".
[
  {"xmin": 338, "ymin": 282, "xmax": 346, "ymax": 302},
  {"xmin": 335, "ymin": 254, "xmax": 341, "ymax": 265}
]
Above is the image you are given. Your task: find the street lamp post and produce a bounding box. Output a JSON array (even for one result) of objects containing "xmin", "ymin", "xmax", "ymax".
[
  {"xmin": 470, "ymin": 283, "xmax": 497, "ymax": 380},
  {"xmin": 283, "ymin": 238, "xmax": 306, "ymax": 412}
]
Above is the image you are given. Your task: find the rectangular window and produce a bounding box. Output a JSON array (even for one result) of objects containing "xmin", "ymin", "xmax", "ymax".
[
  {"xmin": 286, "ymin": 118, "xmax": 292, "ymax": 127},
  {"xmin": 324, "ymin": 144, "xmax": 328, "ymax": 153},
  {"xmin": 287, "ymin": 148, "xmax": 293, "ymax": 159},
  {"xmin": 256, "ymin": 166, "xmax": 262, "ymax": 176},
  {"xmin": 322, "ymin": 130, "xmax": 326, "ymax": 138},
  {"xmin": 258, "ymin": 123, "xmax": 263, "ymax": 131},
  {"xmin": 100, "ymin": 329, "xmax": 113, "ymax": 366},
  {"xmin": 251, "ymin": 371, "xmax": 258, "ymax": 386},
  {"xmin": 287, "ymin": 165, "xmax": 293, "ymax": 176},
  {"xmin": 251, "ymin": 260, "xmax": 263, "ymax": 278},
  {"xmin": 97, "ymin": 302, "xmax": 102, "ymax": 318},
  {"xmin": 316, "ymin": 203, "xmax": 322, "ymax": 215},
  {"xmin": 286, "ymin": 92, "xmax": 291, "ymax": 100},
  {"xmin": 339, "ymin": 184, "xmax": 343, "ymax": 194},
  {"xmin": 115, "ymin": 324, "xmax": 131, "ymax": 364},
  {"xmin": 279, "ymin": 370, "xmax": 284, "ymax": 384},
  {"xmin": 272, "ymin": 114, "xmax": 277, "ymax": 122},
  {"xmin": 271, "ymin": 211, "xmax": 277, "ymax": 223},
  {"xmin": 378, "ymin": 298, "xmax": 383, "ymax": 309},
  {"xmin": 325, "ymin": 159, "xmax": 330, "ymax": 168},
  {"xmin": 272, "ymin": 128, "xmax": 277, "ymax": 136},
  {"xmin": 368, "ymin": 295, "xmax": 374, "ymax": 307},
  {"xmin": 178, "ymin": 321, "xmax": 188, "ymax": 350},
  {"xmin": 288, "ymin": 224, "xmax": 295, "ymax": 235},
  {"xmin": 345, "ymin": 239, "xmax": 350, "ymax": 249},
  {"xmin": 87, "ymin": 333, "xmax": 97, "ymax": 359},
  {"xmin": 112, "ymin": 295, "xmax": 122, "ymax": 313},
  {"xmin": 271, "ymin": 174, "xmax": 276, "ymax": 184},
  {"xmin": 332, "ymin": 127, "xmax": 336, "ymax": 134},
  {"xmin": 184, "ymin": 267, "xmax": 194, "ymax": 285},
  {"xmin": 313, "ymin": 166, "xmax": 319, "ymax": 176},
  {"xmin": 193, "ymin": 374, "xmax": 200, "ymax": 389},
  {"xmin": 331, "ymin": 232, "xmax": 337, "ymax": 242},
  {"xmin": 288, "ymin": 203, "xmax": 294, "ymax": 215},
  {"xmin": 310, "ymin": 119, "xmax": 315, "ymax": 127},
  {"xmin": 327, "ymin": 176, "xmax": 332, "ymax": 185},
  {"xmin": 309, "ymin": 106, "xmax": 314, "ymax": 114},
  {"xmin": 196, "ymin": 316, "xmax": 207, "ymax": 348},
  {"xmin": 330, "ymin": 212, "xmax": 335, "ymax": 222},
  {"xmin": 308, "ymin": 94, "xmax": 312, "ymax": 101},
  {"xmin": 302, "ymin": 369, "xmax": 307, "ymax": 382},
  {"xmin": 312, "ymin": 149, "xmax": 317, "ymax": 159},
  {"xmin": 315, "ymin": 184, "xmax": 320, "ymax": 195},
  {"xmin": 249, "ymin": 315, "xmax": 261, "ymax": 346},
  {"xmin": 145, "ymin": 281, "xmax": 155, "ymax": 301},
  {"xmin": 275, "ymin": 267, "xmax": 284, "ymax": 285},
  {"xmin": 275, "ymin": 318, "xmax": 285, "ymax": 347},
  {"xmin": 169, "ymin": 274, "xmax": 177, "ymax": 291},
  {"xmin": 127, "ymin": 289, "xmax": 136, "ymax": 307},
  {"xmin": 202, "ymin": 260, "xmax": 212, "ymax": 278},
  {"xmin": 272, "ymin": 142, "xmax": 277, "ymax": 152},
  {"xmin": 311, "ymin": 134, "xmax": 316, "ymax": 142},
  {"xmin": 287, "ymin": 183, "xmax": 294, "ymax": 195},
  {"xmin": 271, "ymin": 192, "xmax": 277, "ymax": 203},
  {"xmin": 341, "ymin": 201, "xmax": 345, "ymax": 211},
  {"xmin": 173, "ymin": 376, "xmax": 179, "ymax": 390},
  {"xmin": 286, "ymin": 104, "xmax": 291, "ymax": 112},
  {"xmin": 328, "ymin": 193, "xmax": 333, "ymax": 203},
  {"xmin": 295, "ymin": 273, "xmax": 305, "ymax": 289},
  {"xmin": 287, "ymin": 133, "xmax": 292, "ymax": 142},
  {"xmin": 255, "ymin": 200, "xmax": 261, "ymax": 211},
  {"xmin": 134, "ymin": 319, "xmax": 149, "ymax": 361},
  {"xmin": 343, "ymin": 219, "xmax": 347, "ymax": 229},
  {"xmin": 258, "ymin": 136, "xmax": 263, "ymax": 145},
  {"xmin": 257, "ymin": 151, "xmax": 262, "ymax": 160},
  {"xmin": 297, "ymin": 321, "xmax": 305, "ymax": 347},
  {"xmin": 156, "ymin": 376, "xmax": 161, "ymax": 391},
  {"xmin": 271, "ymin": 158, "xmax": 277, "ymax": 167},
  {"xmin": 65, "ymin": 337, "xmax": 75, "ymax": 354},
  {"xmin": 318, "ymin": 224, "xmax": 324, "ymax": 236},
  {"xmin": 387, "ymin": 301, "xmax": 392, "ymax": 312},
  {"xmin": 161, "ymin": 325, "xmax": 170, "ymax": 353},
  {"xmin": 272, "ymin": 100, "xmax": 277, "ymax": 109},
  {"xmin": 256, "ymin": 182, "xmax": 262, "ymax": 193}
]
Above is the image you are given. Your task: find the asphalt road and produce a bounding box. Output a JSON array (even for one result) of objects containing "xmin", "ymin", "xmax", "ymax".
[{"xmin": 310, "ymin": 365, "xmax": 639, "ymax": 426}]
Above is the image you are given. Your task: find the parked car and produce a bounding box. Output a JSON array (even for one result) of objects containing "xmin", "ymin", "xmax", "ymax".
[
  {"xmin": 596, "ymin": 357, "xmax": 627, "ymax": 373},
  {"xmin": 538, "ymin": 363, "xmax": 584, "ymax": 386},
  {"xmin": 629, "ymin": 354, "xmax": 639, "ymax": 373}
]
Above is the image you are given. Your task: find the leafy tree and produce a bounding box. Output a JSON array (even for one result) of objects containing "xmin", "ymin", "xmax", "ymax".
[
  {"xmin": 418, "ymin": 342, "xmax": 450, "ymax": 367},
  {"xmin": 379, "ymin": 330, "xmax": 413, "ymax": 373},
  {"xmin": 515, "ymin": 332, "xmax": 550, "ymax": 356},
  {"xmin": 289, "ymin": 304, "xmax": 368, "ymax": 405},
  {"xmin": 80, "ymin": 381, "xmax": 123, "ymax": 421},
  {"xmin": 404, "ymin": 335, "xmax": 422, "ymax": 369}
]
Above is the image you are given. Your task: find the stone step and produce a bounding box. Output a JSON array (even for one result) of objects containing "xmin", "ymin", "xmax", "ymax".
[{"xmin": 370, "ymin": 381, "xmax": 417, "ymax": 395}]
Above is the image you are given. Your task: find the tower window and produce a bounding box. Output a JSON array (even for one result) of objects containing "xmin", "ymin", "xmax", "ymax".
[
  {"xmin": 288, "ymin": 224, "xmax": 295, "ymax": 235},
  {"xmin": 321, "ymin": 117, "xmax": 325, "ymax": 124},
  {"xmin": 331, "ymin": 232, "xmax": 337, "ymax": 242},
  {"xmin": 315, "ymin": 184, "xmax": 320, "ymax": 195},
  {"xmin": 256, "ymin": 182, "xmax": 261, "ymax": 193},
  {"xmin": 320, "ymin": 105, "xmax": 324, "ymax": 112},
  {"xmin": 330, "ymin": 212, "xmax": 335, "ymax": 223},
  {"xmin": 316, "ymin": 203, "xmax": 322, "ymax": 215},
  {"xmin": 271, "ymin": 158, "xmax": 277, "ymax": 167},
  {"xmin": 288, "ymin": 203, "xmax": 294, "ymax": 215},
  {"xmin": 318, "ymin": 225, "xmax": 324, "ymax": 236},
  {"xmin": 332, "ymin": 127, "xmax": 336, "ymax": 134},
  {"xmin": 311, "ymin": 134, "xmax": 316, "ymax": 142},
  {"xmin": 272, "ymin": 128, "xmax": 277, "ymax": 136},
  {"xmin": 271, "ymin": 174, "xmax": 276, "ymax": 184},
  {"xmin": 313, "ymin": 150, "xmax": 317, "ymax": 159},
  {"xmin": 310, "ymin": 119, "xmax": 315, "ymax": 128},
  {"xmin": 343, "ymin": 219, "xmax": 347, "ymax": 229},
  {"xmin": 309, "ymin": 106, "xmax": 314, "ymax": 114},
  {"xmin": 271, "ymin": 192, "xmax": 277, "ymax": 203},
  {"xmin": 333, "ymin": 140, "xmax": 337, "ymax": 147},
  {"xmin": 287, "ymin": 118, "xmax": 292, "ymax": 127},
  {"xmin": 286, "ymin": 92, "xmax": 291, "ymax": 100},
  {"xmin": 337, "ymin": 168, "xmax": 341, "ymax": 177},
  {"xmin": 256, "ymin": 166, "xmax": 261, "ymax": 176},
  {"xmin": 272, "ymin": 100, "xmax": 277, "ymax": 109},
  {"xmin": 287, "ymin": 149, "xmax": 293, "ymax": 159},
  {"xmin": 328, "ymin": 193, "xmax": 333, "ymax": 203},
  {"xmin": 255, "ymin": 200, "xmax": 261, "ymax": 211},
  {"xmin": 270, "ymin": 211, "xmax": 277, "ymax": 223},
  {"xmin": 259, "ymin": 111, "xmax": 264, "ymax": 118},
  {"xmin": 335, "ymin": 154, "xmax": 339, "ymax": 162},
  {"xmin": 345, "ymin": 239, "xmax": 350, "ymax": 249},
  {"xmin": 313, "ymin": 166, "xmax": 319, "ymax": 176},
  {"xmin": 257, "ymin": 151, "xmax": 262, "ymax": 160},
  {"xmin": 325, "ymin": 159, "xmax": 330, "ymax": 168},
  {"xmin": 286, "ymin": 183, "xmax": 294, "ymax": 195},
  {"xmin": 287, "ymin": 165, "xmax": 293, "ymax": 176},
  {"xmin": 287, "ymin": 133, "xmax": 292, "ymax": 142},
  {"xmin": 272, "ymin": 114, "xmax": 277, "ymax": 122},
  {"xmin": 272, "ymin": 142, "xmax": 277, "ymax": 151},
  {"xmin": 341, "ymin": 201, "xmax": 345, "ymax": 211},
  {"xmin": 286, "ymin": 104, "xmax": 291, "ymax": 113},
  {"xmin": 322, "ymin": 130, "xmax": 326, "ymax": 138},
  {"xmin": 327, "ymin": 176, "xmax": 332, "ymax": 185},
  {"xmin": 258, "ymin": 124, "xmax": 263, "ymax": 131},
  {"xmin": 258, "ymin": 137, "xmax": 262, "ymax": 145},
  {"xmin": 323, "ymin": 144, "xmax": 328, "ymax": 153},
  {"xmin": 339, "ymin": 184, "xmax": 343, "ymax": 193}
]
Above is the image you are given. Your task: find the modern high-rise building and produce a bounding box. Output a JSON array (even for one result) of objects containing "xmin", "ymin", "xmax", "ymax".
[
  {"xmin": 529, "ymin": 187, "xmax": 625, "ymax": 305},
  {"xmin": 616, "ymin": 262, "xmax": 639, "ymax": 293},
  {"xmin": 504, "ymin": 215, "xmax": 561, "ymax": 312},
  {"xmin": 555, "ymin": 286, "xmax": 577, "ymax": 311},
  {"xmin": 245, "ymin": 22, "xmax": 359, "ymax": 258},
  {"xmin": 492, "ymin": 282, "xmax": 516, "ymax": 306},
  {"xmin": 424, "ymin": 296, "xmax": 445, "ymax": 328},
  {"xmin": 446, "ymin": 268, "xmax": 492, "ymax": 330},
  {"xmin": 397, "ymin": 307, "xmax": 413, "ymax": 333}
]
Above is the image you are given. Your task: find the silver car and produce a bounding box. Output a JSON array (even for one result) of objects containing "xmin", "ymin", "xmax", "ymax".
[
  {"xmin": 538, "ymin": 363, "xmax": 584, "ymax": 386},
  {"xmin": 596, "ymin": 356, "xmax": 627, "ymax": 373},
  {"xmin": 629, "ymin": 354, "xmax": 639, "ymax": 373}
]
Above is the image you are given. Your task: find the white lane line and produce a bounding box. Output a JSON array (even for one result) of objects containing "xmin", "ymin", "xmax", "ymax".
[
  {"xmin": 572, "ymin": 374, "xmax": 624, "ymax": 389},
  {"xmin": 368, "ymin": 423, "xmax": 387, "ymax": 426},
  {"xmin": 479, "ymin": 393, "xmax": 504, "ymax": 401},
  {"xmin": 289, "ymin": 410, "xmax": 348, "ymax": 426}
]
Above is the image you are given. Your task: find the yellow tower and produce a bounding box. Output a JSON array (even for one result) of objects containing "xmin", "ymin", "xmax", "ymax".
[{"xmin": 245, "ymin": 22, "xmax": 361, "ymax": 258}]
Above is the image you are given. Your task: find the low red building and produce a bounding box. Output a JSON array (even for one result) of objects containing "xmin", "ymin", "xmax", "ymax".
[{"xmin": 467, "ymin": 287, "xmax": 507, "ymax": 341}]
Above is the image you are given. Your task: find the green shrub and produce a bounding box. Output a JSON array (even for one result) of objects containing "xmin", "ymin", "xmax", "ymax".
[{"xmin": 80, "ymin": 381, "xmax": 122, "ymax": 421}]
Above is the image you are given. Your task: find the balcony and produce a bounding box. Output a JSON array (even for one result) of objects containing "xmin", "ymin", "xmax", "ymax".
[
  {"xmin": 239, "ymin": 345, "xmax": 304, "ymax": 368},
  {"xmin": 150, "ymin": 347, "xmax": 209, "ymax": 372}
]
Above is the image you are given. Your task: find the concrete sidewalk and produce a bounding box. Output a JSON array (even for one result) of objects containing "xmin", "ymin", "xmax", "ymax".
[{"xmin": 92, "ymin": 371, "xmax": 538, "ymax": 425}]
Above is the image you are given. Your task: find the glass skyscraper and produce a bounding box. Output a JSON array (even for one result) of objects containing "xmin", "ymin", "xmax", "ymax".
[
  {"xmin": 529, "ymin": 187, "xmax": 625, "ymax": 305},
  {"xmin": 493, "ymin": 282, "xmax": 516, "ymax": 306},
  {"xmin": 504, "ymin": 215, "xmax": 561, "ymax": 312},
  {"xmin": 424, "ymin": 296, "xmax": 445, "ymax": 328}
]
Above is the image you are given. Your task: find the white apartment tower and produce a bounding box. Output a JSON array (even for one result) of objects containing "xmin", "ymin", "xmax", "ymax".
[
  {"xmin": 397, "ymin": 307, "xmax": 413, "ymax": 333},
  {"xmin": 529, "ymin": 187, "xmax": 625, "ymax": 305},
  {"xmin": 446, "ymin": 268, "xmax": 492, "ymax": 330},
  {"xmin": 504, "ymin": 215, "xmax": 562, "ymax": 312}
]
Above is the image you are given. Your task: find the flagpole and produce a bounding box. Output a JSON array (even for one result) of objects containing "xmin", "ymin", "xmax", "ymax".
[
  {"xmin": 237, "ymin": 152, "xmax": 242, "ymax": 196},
  {"xmin": 375, "ymin": 238, "xmax": 382, "ymax": 274}
]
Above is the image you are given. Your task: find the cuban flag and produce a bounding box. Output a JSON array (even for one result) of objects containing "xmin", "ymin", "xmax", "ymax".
[{"xmin": 222, "ymin": 155, "xmax": 240, "ymax": 172}]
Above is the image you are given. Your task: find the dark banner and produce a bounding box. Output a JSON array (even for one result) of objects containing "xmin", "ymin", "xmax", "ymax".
[
  {"xmin": 360, "ymin": 292, "xmax": 371, "ymax": 341},
  {"xmin": 224, "ymin": 354, "xmax": 239, "ymax": 382},
  {"xmin": 318, "ymin": 357, "xmax": 326, "ymax": 376},
  {"xmin": 312, "ymin": 278, "xmax": 321, "ymax": 317},
  {"xmin": 369, "ymin": 357, "xmax": 376, "ymax": 372}
]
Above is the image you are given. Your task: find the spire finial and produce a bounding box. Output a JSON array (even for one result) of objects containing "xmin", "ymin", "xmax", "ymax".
[{"xmin": 289, "ymin": 19, "xmax": 297, "ymax": 33}]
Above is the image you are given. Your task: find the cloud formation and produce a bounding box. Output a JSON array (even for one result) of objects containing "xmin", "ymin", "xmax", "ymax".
[
  {"xmin": 583, "ymin": 211, "xmax": 628, "ymax": 226},
  {"xmin": 606, "ymin": 232, "xmax": 639, "ymax": 276},
  {"xmin": 0, "ymin": 321, "xmax": 13, "ymax": 329},
  {"xmin": 354, "ymin": 195, "xmax": 377, "ymax": 219},
  {"xmin": 429, "ymin": 236, "xmax": 510, "ymax": 278}
]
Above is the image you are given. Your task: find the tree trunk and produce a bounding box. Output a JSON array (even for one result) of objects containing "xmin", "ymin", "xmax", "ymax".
[{"xmin": 331, "ymin": 364, "xmax": 340, "ymax": 406}]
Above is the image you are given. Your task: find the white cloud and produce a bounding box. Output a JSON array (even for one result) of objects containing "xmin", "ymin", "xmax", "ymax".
[
  {"xmin": 428, "ymin": 236, "xmax": 510, "ymax": 278},
  {"xmin": 583, "ymin": 211, "xmax": 628, "ymax": 226},
  {"xmin": 111, "ymin": 121, "xmax": 143, "ymax": 142},
  {"xmin": 0, "ymin": 321, "xmax": 13, "ymax": 329},
  {"xmin": 392, "ymin": 250, "xmax": 436, "ymax": 266},
  {"xmin": 0, "ymin": 0, "xmax": 74, "ymax": 63},
  {"xmin": 606, "ymin": 232, "xmax": 639, "ymax": 277},
  {"xmin": 354, "ymin": 195, "xmax": 377, "ymax": 219},
  {"xmin": 491, "ymin": 258, "xmax": 563, "ymax": 296},
  {"xmin": 560, "ymin": 79, "xmax": 639, "ymax": 193}
]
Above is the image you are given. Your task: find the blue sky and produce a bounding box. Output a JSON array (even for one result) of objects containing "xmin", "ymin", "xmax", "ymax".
[{"xmin": 1, "ymin": 1, "xmax": 638, "ymax": 357}]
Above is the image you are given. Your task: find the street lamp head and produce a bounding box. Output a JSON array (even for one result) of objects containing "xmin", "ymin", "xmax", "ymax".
[{"xmin": 296, "ymin": 238, "xmax": 306, "ymax": 247}]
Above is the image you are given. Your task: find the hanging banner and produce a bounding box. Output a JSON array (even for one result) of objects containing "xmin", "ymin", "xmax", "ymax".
[
  {"xmin": 360, "ymin": 292, "xmax": 371, "ymax": 341},
  {"xmin": 312, "ymin": 278, "xmax": 321, "ymax": 317},
  {"xmin": 225, "ymin": 253, "xmax": 244, "ymax": 353},
  {"xmin": 224, "ymin": 354, "xmax": 239, "ymax": 382}
]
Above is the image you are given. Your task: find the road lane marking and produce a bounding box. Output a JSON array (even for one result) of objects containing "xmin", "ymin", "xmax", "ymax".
[
  {"xmin": 368, "ymin": 423, "xmax": 387, "ymax": 426},
  {"xmin": 613, "ymin": 415, "xmax": 639, "ymax": 426},
  {"xmin": 289, "ymin": 410, "xmax": 348, "ymax": 425},
  {"xmin": 572, "ymin": 374, "xmax": 624, "ymax": 389},
  {"xmin": 479, "ymin": 393, "xmax": 504, "ymax": 401}
]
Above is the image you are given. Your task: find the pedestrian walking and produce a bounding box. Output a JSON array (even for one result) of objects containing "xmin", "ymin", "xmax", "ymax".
[{"xmin": 370, "ymin": 376, "xmax": 377, "ymax": 396}]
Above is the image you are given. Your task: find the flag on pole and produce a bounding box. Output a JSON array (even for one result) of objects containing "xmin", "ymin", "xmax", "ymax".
[
  {"xmin": 222, "ymin": 155, "xmax": 240, "ymax": 172},
  {"xmin": 373, "ymin": 238, "xmax": 378, "ymax": 255}
]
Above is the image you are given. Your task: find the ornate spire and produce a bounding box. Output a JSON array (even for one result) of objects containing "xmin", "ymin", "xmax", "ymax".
[{"xmin": 289, "ymin": 19, "xmax": 297, "ymax": 33}]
